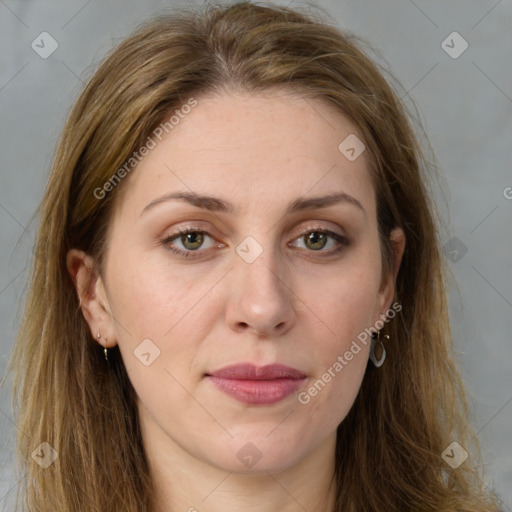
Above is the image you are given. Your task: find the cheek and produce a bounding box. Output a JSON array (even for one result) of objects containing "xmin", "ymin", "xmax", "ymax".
[
  {"xmin": 106, "ymin": 243, "xmax": 212, "ymax": 336},
  {"xmin": 106, "ymin": 261, "xmax": 211, "ymax": 413},
  {"xmin": 312, "ymin": 262, "xmax": 381, "ymax": 346},
  {"xmin": 297, "ymin": 261, "xmax": 379, "ymax": 414}
]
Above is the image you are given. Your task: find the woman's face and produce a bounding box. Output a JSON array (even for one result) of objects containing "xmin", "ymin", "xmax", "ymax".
[{"xmin": 76, "ymin": 89, "xmax": 404, "ymax": 474}]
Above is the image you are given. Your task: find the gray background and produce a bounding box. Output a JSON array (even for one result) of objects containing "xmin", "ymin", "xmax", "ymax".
[{"xmin": 1, "ymin": 0, "xmax": 511, "ymax": 509}]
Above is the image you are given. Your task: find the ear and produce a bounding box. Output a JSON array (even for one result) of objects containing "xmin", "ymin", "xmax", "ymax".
[
  {"xmin": 66, "ymin": 248, "xmax": 117, "ymax": 348},
  {"xmin": 376, "ymin": 227, "xmax": 406, "ymax": 316}
]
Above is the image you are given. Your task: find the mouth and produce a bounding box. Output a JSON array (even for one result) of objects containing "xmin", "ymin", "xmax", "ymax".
[{"xmin": 205, "ymin": 363, "xmax": 307, "ymax": 405}]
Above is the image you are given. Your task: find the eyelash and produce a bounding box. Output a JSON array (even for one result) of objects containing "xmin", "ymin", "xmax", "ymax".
[{"xmin": 160, "ymin": 226, "xmax": 350, "ymax": 259}]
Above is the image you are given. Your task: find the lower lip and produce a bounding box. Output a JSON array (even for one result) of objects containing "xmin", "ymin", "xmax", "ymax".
[{"xmin": 207, "ymin": 376, "xmax": 305, "ymax": 405}]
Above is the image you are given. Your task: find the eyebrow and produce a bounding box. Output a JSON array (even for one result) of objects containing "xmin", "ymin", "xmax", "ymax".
[{"xmin": 140, "ymin": 190, "xmax": 366, "ymax": 217}]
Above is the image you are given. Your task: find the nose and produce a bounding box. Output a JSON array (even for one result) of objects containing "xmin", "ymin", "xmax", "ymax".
[{"xmin": 225, "ymin": 245, "xmax": 296, "ymax": 338}]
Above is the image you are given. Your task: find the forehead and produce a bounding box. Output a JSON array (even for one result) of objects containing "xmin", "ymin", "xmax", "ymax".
[
  {"xmin": 112, "ymin": 88, "xmax": 375, "ymax": 221},
  {"xmin": 168, "ymin": 87, "xmax": 364, "ymax": 161}
]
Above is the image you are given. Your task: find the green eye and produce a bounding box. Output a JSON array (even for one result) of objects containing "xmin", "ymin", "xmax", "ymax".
[
  {"xmin": 161, "ymin": 227, "xmax": 349, "ymax": 259},
  {"xmin": 304, "ymin": 231, "xmax": 328, "ymax": 250},
  {"xmin": 162, "ymin": 229, "xmax": 215, "ymax": 258},
  {"xmin": 179, "ymin": 231, "xmax": 204, "ymax": 250},
  {"xmin": 292, "ymin": 229, "xmax": 349, "ymax": 254}
]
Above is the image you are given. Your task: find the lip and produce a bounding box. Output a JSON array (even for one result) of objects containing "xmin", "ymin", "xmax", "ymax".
[{"xmin": 206, "ymin": 363, "xmax": 307, "ymax": 405}]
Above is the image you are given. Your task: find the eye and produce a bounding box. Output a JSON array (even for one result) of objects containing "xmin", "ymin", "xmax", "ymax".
[
  {"xmin": 161, "ymin": 226, "xmax": 349, "ymax": 259},
  {"xmin": 291, "ymin": 228, "xmax": 349, "ymax": 255},
  {"xmin": 161, "ymin": 228, "xmax": 219, "ymax": 258}
]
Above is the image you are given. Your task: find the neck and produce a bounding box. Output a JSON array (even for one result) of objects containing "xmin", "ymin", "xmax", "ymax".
[{"xmin": 141, "ymin": 413, "xmax": 337, "ymax": 512}]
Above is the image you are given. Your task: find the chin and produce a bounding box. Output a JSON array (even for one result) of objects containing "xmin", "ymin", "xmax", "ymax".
[{"xmin": 202, "ymin": 433, "xmax": 311, "ymax": 474}]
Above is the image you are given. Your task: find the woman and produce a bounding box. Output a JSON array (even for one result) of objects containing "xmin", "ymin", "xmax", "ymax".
[{"xmin": 6, "ymin": 2, "xmax": 503, "ymax": 511}]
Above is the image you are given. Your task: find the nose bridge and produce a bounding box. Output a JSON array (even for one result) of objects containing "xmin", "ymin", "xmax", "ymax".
[
  {"xmin": 227, "ymin": 233, "xmax": 295, "ymax": 336},
  {"xmin": 239, "ymin": 241, "xmax": 281, "ymax": 298}
]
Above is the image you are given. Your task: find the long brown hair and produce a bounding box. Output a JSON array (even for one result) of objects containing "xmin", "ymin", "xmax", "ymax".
[{"xmin": 6, "ymin": 2, "xmax": 502, "ymax": 510}]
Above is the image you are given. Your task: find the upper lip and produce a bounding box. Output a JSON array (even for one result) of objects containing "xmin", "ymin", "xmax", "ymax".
[{"xmin": 207, "ymin": 363, "xmax": 306, "ymax": 380}]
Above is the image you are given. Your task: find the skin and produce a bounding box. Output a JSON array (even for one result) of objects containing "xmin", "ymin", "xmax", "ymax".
[{"xmin": 67, "ymin": 88, "xmax": 405, "ymax": 512}]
